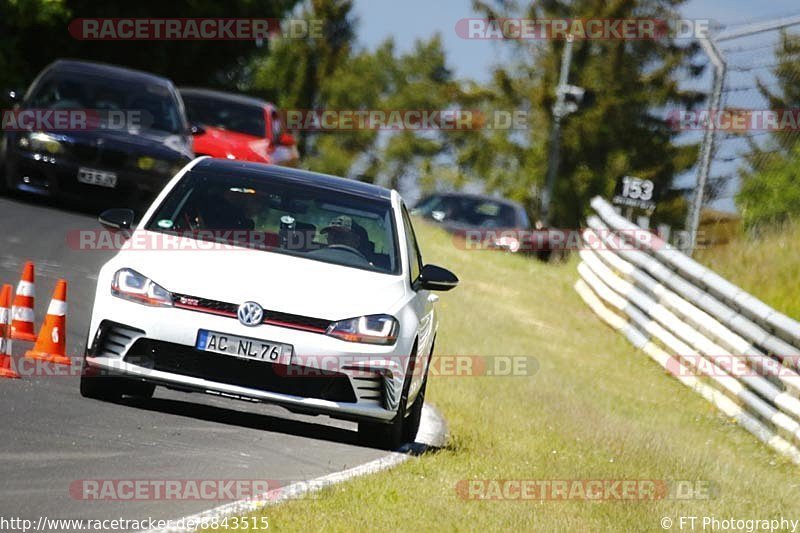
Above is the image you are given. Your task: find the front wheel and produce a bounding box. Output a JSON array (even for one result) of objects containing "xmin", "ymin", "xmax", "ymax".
[
  {"xmin": 357, "ymin": 380, "xmax": 426, "ymax": 449},
  {"xmin": 403, "ymin": 377, "xmax": 427, "ymax": 443},
  {"xmin": 1, "ymin": 160, "xmax": 15, "ymax": 194},
  {"xmin": 357, "ymin": 413, "xmax": 404, "ymax": 450},
  {"xmin": 358, "ymin": 340, "xmax": 428, "ymax": 450}
]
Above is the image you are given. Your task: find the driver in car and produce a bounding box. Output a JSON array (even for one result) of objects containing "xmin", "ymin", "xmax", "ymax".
[{"xmin": 321, "ymin": 215, "xmax": 362, "ymax": 249}]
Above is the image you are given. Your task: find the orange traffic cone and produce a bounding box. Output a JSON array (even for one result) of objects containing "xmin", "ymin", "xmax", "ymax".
[
  {"xmin": 25, "ymin": 279, "xmax": 71, "ymax": 366},
  {"xmin": 11, "ymin": 261, "xmax": 36, "ymax": 342},
  {"xmin": 0, "ymin": 284, "xmax": 20, "ymax": 379}
]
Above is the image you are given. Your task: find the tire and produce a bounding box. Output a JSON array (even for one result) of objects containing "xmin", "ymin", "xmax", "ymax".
[
  {"xmin": 80, "ymin": 375, "xmax": 155, "ymax": 401},
  {"xmin": 357, "ymin": 414, "xmax": 404, "ymax": 450},
  {"xmin": 358, "ymin": 342, "xmax": 428, "ymax": 450},
  {"xmin": 0, "ymin": 160, "xmax": 14, "ymax": 195},
  {"xmin": 403, "ymin": 377, "xmax": 427, "ymax": 443}
]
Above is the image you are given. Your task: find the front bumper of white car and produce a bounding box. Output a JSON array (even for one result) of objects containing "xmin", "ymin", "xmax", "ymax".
[{"xmin": 84, "ymin": 295, "xmax": 413, "ymax": 423}]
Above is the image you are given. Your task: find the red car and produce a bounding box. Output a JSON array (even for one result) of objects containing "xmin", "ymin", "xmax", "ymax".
[{"xmin": 180, "ymin": 88, "xmax": 299, "ymax": 166}]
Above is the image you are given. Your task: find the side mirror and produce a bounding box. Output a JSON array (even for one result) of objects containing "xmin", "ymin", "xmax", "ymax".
[
  {"xmin": 278, "ymin": 132, "xmax": 296, "ymax": 146},
  {"xmin": 413, "ymin": 264, "xmax": 459, "ymax": 292},
  {"xmin": 99, "ymin": 208, "xmax": 135, "ymax": 230},
  {"xmin": 189, "ymin": 123, "xmax": 206, "ymax": 135}
]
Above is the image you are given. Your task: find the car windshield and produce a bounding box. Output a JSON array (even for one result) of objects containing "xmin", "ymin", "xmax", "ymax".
[
  {"xmin": 415, "ymin": 195, "xmax": 518, "ymax": 227},
  {"xmin": 145, "ymin": 170, "xmax": 399, "ymax": 274},
  {"xmin": 182, "ymin": 94, "xmax": 266, "ymax": 138},
  {"xmin": 28, "ymin": 73, "xmax": 183, "ymax": 134}
]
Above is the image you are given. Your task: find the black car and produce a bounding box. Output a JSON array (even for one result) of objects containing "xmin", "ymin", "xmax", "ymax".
[
  {"xmin": 413, "ymin": 192, "xmax": 529, "ymax": 230},
  {"xmin": 1, "ymin": 60, "xmax": 194, "ymax": 208},
  {"xmin": 413, "ymin": 192, "xmax": 554, "ymax": 258}
]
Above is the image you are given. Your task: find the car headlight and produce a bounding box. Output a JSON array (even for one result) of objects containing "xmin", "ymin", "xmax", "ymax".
[
  {"xmin": 136, "ymin": 156, "xmax": 174, "ymax": 174},
  {"xmin": 326, "ymin": 314, "xmax": 399, "ymax": 345},
  {"xmin": 496, "ymin": 235, "xmax": 521, "ymax": 253},
  {"xmin": 111, "ymin": 268, "xmax": 173, "ymax": 307},
  {"xmin": 18, "ymin": 132, "xmax": 64, "ymax": 154}
]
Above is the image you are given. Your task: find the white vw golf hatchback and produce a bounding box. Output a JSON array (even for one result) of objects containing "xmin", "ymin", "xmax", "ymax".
[{"xmin": 81, "ymin": 158, "xmax": 458, "ymax": 449}]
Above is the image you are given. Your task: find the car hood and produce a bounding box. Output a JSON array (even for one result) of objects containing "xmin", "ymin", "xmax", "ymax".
[
  {"xmin": 193, "ymin": 126, "xmax": 271, "ymax": 162},
  {"xmin": 106, "ymin": 231, "xmax": 407, "ymax": 320},
  {"xmin": 56, "ymin": 128, "xmax": 193, "ymax": 160}
]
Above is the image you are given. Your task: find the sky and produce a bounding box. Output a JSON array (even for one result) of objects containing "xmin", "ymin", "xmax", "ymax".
[
  {"xmin": 353, "ymin": 0, "xmax": 800, "ymax": 82},
  {"xmin": 352, "ymin": 0, "xmax": 800, "ymax": 212}
]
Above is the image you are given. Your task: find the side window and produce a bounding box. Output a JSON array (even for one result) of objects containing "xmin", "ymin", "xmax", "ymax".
[{"xmin": 402, "ymin": 204, "xmax": 423, "ymax": 284}]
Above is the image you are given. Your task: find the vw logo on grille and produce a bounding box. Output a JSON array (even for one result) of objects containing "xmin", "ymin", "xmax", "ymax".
[{"xmin": 237, "ymin": 301, "xmax": 264, "ymax": 327}]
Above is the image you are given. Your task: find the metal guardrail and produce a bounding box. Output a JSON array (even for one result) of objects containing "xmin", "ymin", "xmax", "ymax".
[{"xmin": 576, "ymin": 196, "xmax": 800, "ymax": 464}]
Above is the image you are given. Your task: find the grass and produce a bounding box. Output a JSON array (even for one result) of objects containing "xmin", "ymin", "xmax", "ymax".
[
  {"xmin": 695, "ymin": 219, "xmax": 800, "ymax": 319},
  {"xmin": 216, "ymin": 219, "xmax": 800, "ymax": 532}
]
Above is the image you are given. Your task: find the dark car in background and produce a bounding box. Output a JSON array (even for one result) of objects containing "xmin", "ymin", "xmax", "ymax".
[
  {"xmin": 413, "ymin": 192, "xmax": 552, "ymax": 259},
  {"xmin": 180, "ymin": 88, "xmax": 299, "ymax": 166},
  {"xmin": 1, "ymin": 60, "xmax": 194, "ymax": 209}
]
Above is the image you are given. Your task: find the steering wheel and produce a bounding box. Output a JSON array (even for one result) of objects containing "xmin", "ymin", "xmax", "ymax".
[{"xmin": 327, "ymin": 244, "xmax": 368, "ymax": 260}]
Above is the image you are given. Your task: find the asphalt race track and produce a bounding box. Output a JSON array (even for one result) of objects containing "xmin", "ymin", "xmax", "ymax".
[{"xmin": 0, "ymin": 195, "xmax": 394, "ymax": 526}]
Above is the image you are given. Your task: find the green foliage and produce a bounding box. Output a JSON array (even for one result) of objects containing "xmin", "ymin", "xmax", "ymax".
[
  {"xmin": 737, "ymin": 31, "xmax": 800, "ymax": 230},
  {"xmin": 0, "ymin": 0, "xmax": 300, "ymax": 91},
  {"xmin": 248, "ymin": 0, "xmax": 460, "ymax": 189},
  {"xmin": 0, "ymin": 0, "xmax": 72, "ymax": 90},
  {"xmin": 738, "ymin": 144, "xmax": 800, "ymax": 229}
]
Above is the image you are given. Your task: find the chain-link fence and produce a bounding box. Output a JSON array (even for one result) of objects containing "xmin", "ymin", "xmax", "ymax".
[{"xmin": 678, "ymin": 15, "xmax": 800, "ymax": 251}]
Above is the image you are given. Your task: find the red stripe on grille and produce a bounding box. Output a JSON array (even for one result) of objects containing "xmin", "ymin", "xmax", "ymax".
[
  {"xmin": 174, "ymin": 296, "xmax": 329, "ymax": 334},
  {"xmin": 174, "ymin": 302, "xmax": 237, "ymax": 318}
]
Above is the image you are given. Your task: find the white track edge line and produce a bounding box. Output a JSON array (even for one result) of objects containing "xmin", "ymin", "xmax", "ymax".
[{"xmin": 141, "ymin": 403, "xmax": 446, "ymax": 533}]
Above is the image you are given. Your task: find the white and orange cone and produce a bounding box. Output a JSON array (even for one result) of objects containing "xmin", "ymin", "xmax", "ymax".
[
  {"xmin": 11, "ymin": 261, "xmax": 36, "ymax": 342},
  {"xmin": 0, "ymin": 284, "xmax": 20, "ymax": 378},
  {"xmin": 25, "ymin": 279, "xmax": 71, "ymax": 366}
]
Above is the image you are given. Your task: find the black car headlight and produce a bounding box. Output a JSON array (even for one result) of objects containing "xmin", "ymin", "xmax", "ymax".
[
  {"xmin": 326, "ymin": 314, "xmax": 399, "ymax": 345},
  {"xmin": 111, "ymin": 268, "xmax": 173, "ymax": 307},
  {"xmin": 135, "ymin": 156, "xmax": 176, "ymax": 175},
  {"xmin": 18, "ymin": 132, "xmax": 65, "ymax": 155}
]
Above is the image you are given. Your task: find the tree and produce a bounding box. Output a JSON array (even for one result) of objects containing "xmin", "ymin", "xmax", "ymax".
[
  {"xmin": 737, "ymin": 31, "xmax": 800, "ymax": 230},
  {"xmin": 0, "ymin": 0, "xmax": 71, "ymax": 91},
  {"xmin": 374, "ymin": 35, "xmax": 461, "ymax": 191},
  {"xmin": 249, "ymin": 0, "xmax": 358, "ymax": 158},
  {"xmin": 461, "ymin": 0, "xmax": 704, "ymax": 228},
  {"xmin": 248, "ymin": 1, "xmax": 459, "ymax": 192},
  {"xmin": 0, "ymin": 0, "xmax": 300, "ymax": 91}
]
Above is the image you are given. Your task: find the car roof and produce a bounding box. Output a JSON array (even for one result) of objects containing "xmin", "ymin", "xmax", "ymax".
[
  {"xmin": 419, "ymin": 191, "xmax": 523, "ymax": 210},
  {"xmin": 45, "ymin": 59, "xmax": 174, "ymax": 87},
  {"xmin": 179, "ymin": 88, "xmax": 273, "ymax": 109},
  {"xmin": 190, "ymin": 159, "xmax": 392, "ymax": 201}
]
